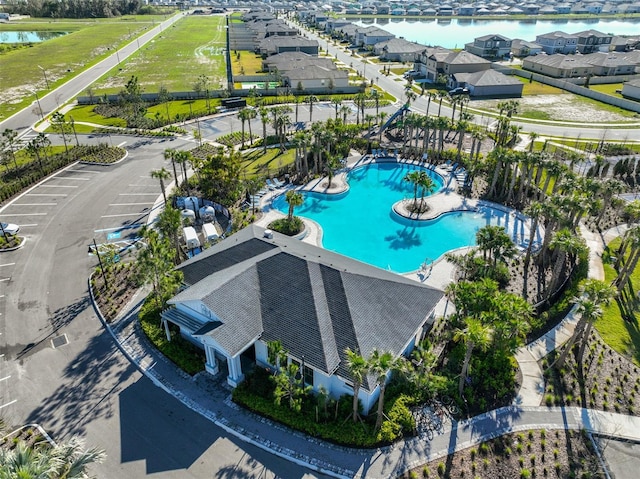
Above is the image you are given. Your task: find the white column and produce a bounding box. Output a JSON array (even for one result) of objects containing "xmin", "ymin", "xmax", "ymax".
[
  {"xmin": 226, "ymin": 355, "xmax": 244, "ymax": 387},
  {"xmin": 163, "ymin": 319, "xmax": 171, "ymax": 341},
  {"xmin": 204, "ymin": 345, "xmax": 219, "ymax": 375}
]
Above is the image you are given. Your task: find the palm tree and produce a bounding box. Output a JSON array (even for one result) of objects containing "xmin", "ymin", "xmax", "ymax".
[
  {"xmin": 475, "ymin": 225, "xmax": 516, "ymax": 269},
  {"xmin": 259, "ymin": 106, "xmax": 270, "ymax": 154},
  {"xmin": 368, "ymin": 349, "xmax": 396, "ymax": 431},
  {"xmin": 547, "ymin": 228, "xmax": 586, "ymax": 300},
  {"xmin": 246, "ymin": 107, "xmax": 257, "ymax": 145},
  {"xmin": 305, "ymin": 95, "xmax": 318, "ymax": 123},
  {"xmin": 528, "ymin": 131, "xmax": 539, "ymax": 152},
  {"xmin": 555, "ymin": 279, "xmax": 615, "ymax": 368},
  {"xmin": 523, "ymin": 201, "xmax": 544, "ymax": 277},
  {"xmin": 404, "ymin": 170, "xmax": 422, "ymax": 209},
  {"xmin": 151, "ymin": 167, "xmax": 172, "ymax": 205},
  {"xmin": 453, "ymin": 318, "xmax": 492, "ymax": 398},
  {"xmin": 417, "ymin": 171, "xmax": 436, "ymax": 210},
  {"xmin": 238, "ymin": 108, "xmax": 250, "ymax": 148},
  {"xmin": 164, "ymin": 148, "xmax": 179, "ymax": 185},
  {"xmin": 436, "ymin": 90, "xmax": 448, "ymax": 117},
  {"xmin": 0, "ymin": 436, "xmax": 105, "ymax": 479},
  {"xmin": 325, "ymin": 154, "xmax": 341, "ymax": 188},
  {"xmin": 340, "ymin": 104, "xmax": 351, "ymax": 124},
  {"xmin": 331, "ymin": 98, "xmax": 342, "ymax": 120},
  {"xmin": 345, "ymin": 347, "xmax": 369, "ymax": 422},
  {"xmin": 285, "ymin": 190, "xmax": 303, "ymax": 221}
]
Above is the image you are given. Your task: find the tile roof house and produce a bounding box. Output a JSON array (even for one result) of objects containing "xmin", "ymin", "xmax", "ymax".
[
  {"xmin": 161, "ymin": 226, "xmax": 444, "ymax": 412},
  {"xmin": 452, "ymin": 69, "xmax": 524, "ymax": 97},
  {"xmin": 283, "ymin": 64, "xmax": 350, "ymax": 89},
  {"xmin": 441, "ymin": 50, "xmax": 492, "ymax": 76},
  {"xmin": 355, "ymin": 26, "xmax": 395, "ymax": 46},
  {"xmin": 522, "ymin": 54, "xmax": 595, "ymax": 78},
  {"xmin": 262, "ymin": 51, "xmax": 336, "ymax": 73}
]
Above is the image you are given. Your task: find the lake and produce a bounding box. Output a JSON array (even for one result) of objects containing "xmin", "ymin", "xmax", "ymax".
[
  {"xmin": 352, "ymin": 18, "xmax": 640, "ymax": 49},
  {"xmin": 0, "ymin": 30, "xmax": 68, "ymax": 43}
]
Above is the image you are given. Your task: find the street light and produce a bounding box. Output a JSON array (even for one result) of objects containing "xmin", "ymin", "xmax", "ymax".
[{"xmin": 37, "ymin": 65, "xmax": 50, "ymax": 90}]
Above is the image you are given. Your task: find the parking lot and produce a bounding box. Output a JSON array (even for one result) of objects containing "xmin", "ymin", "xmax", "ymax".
[{"xmin": 0, "ymin": 149, "xmax": 165, "ymax": 417}]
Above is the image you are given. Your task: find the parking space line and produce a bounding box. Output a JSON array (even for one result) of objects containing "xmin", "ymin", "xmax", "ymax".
[
  {"xmin": 94, "ymin": 223, "xmax": 144, "ymax": 233},
  {"xmin": 16, "ymin": 224, "xmax": 38, "ymax": 227},
  {"xmin": 109, "ymin": 203, "xmax": 152, "ymax": 206},
  {"xmin": 0, "ymin": 278, "xmax": 11, "ymax": 282},
  {"xmin": 0, "ymin": 263, "xmax": 15, "ymax": 268},
  {"xmin": 0, "ymin": 400, "xmax": 17, "ymax": 409},
  {"xmin": 49, "ymin": 177, "xmax": 90, "ymax": 181},
  {"xmin": 26, "ymin": 193, "xmax": 67, "ymax": 197},
  {"xmin": 13, "ymin": 203, "xmax": 57, "ymax": 206},
  {"xmin": 0, "ymin": 213, "xmax": 47, "ymax": 216},
  {"xmin": 101, "ymin": 213, "xmax": 150, "ymax": 218},
  {"xmin": 119, "ymin": 193, "xmax": 157, "ymax": 196},
  {"xmin": 68, "ymin": 169, "xmax": 99, "ymax": 174},
  {"xmin": 0, "ymin": 376, "xmax": 10, "ymax": 382},
  {"xmin": 37, "ymin": 185, "xmax": 78, "ymax": 188}
]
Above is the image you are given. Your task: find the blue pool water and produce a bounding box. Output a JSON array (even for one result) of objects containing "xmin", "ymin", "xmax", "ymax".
[{"xmin": 273, "ymin": 163, "xmax": 528, "ymax": 273}]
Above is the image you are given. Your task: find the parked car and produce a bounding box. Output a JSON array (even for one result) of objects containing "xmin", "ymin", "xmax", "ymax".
[
  {"xmin": 449, "ymin": 87, "xmax": 469, "ymax": 96},
  {"xmin": 403, "ymin": 70, "xmax": 419, "ymax": 78},
  {"xmin": 0, "ymin": 222, "xmax": 19, "ymax": 236}
]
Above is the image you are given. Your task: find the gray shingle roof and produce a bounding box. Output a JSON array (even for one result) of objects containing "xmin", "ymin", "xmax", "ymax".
[
  {"xmin": 454, "ymin": 69, "xmax": 523, "ymax": 86},
  {"xmin": 169, "ymin": 225, "xmax": 444, "ymax": 387}
]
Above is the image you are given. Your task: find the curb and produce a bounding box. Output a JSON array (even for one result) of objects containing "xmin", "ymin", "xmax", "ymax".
[
  {"xmin": 80, "ymin": 149, "xmax": 129, "ymax": 166},
  {"xmin": 0, "ymin": 236, "xmax": 25, "ymax": 252}
]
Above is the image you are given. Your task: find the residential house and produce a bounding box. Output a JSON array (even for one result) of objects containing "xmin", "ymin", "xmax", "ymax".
[
  {"xmin": 451, "ymin": 69, "xmax": 524, "ymax": 97},
  {"xmin": 584, "ymin": 2, "xmax": 604, "ymax": 13},
  {"xmin": 438, "ymin": 4, "xmax": 454, "ymax": 15},
  {"xmin": 575, "ymin": 29, "xmax": 613, "ymax": 54},
  {"xmin": 355, "ymin": 26, "xmax": 395, "ymax": 46},
  {"xmin": 258, "ymin": 36, "xmax": 320, "ymax": 56},
  {"xmin": 621, "ymin": 78, "xmax": 640, "ymax": 100},
  {"xmin": 441, "ymin": 50, "xmax": 492, "ymax": 77},
  {"xmin": 162, "ymin": 225, "xmax": 444, "ymax": 412},
  {"xmin": 538, "ymin": 5, "xmax": 558, "ymax": 13},
  {"xmin": 535, "ymin": 31, "xmax": 578, "ymax": 54},
  {"xmin": 414, "ymin": 46, "xmax": 455, "ymax": 81},
  {"xmin": 582, "ymin": 52, "xmax": 639, "ymax": 75},
  {"xmin": 522, "ymin": 54, "xmax": 594, "ymax": 78},
  {"xmin": 554, "ymin": 3, "xmax": 572, "ymax": 14},
  {"xmin": 325, "ymin": 19, "xmax": 352, "ymax": 34},
  {"xmin": 284, "ymin": 65, "xmax": 349, "ymax": 89},
  {"xmin": 457, "ymin": 4, "xmax": 476, "ymax": 15},
  {"xmin": 374, "ymin": 38, "xmax": 425, "ymax": 62},
  {"xmin": 511, "ymin": 39, "xmax": 543, "ymax": 57},
  {"xmin": 610, "ymin": 35, "xmax": 640, "ymax": 52},
  {"xmin": 522, "ymin": 4, "xmax": 541, "ymax": 14},
  {"xmin": 262, "ymin": 51, "xmax": 336, "ymax": 73},
  {"xmin": 465, "ymin": 34, "xmax": 512, "ymax": 59}
]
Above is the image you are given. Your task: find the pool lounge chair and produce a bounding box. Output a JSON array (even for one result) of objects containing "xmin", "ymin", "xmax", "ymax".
[
  {"xmin": 265, "ymin": 179, "xmax": 277, "ymax": 190},
  {"xmin": 272, "ymin": 177, "xmax": 285, "ymax": 187}
]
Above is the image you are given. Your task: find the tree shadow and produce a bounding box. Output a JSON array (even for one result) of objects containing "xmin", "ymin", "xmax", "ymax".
[
  {"xmin": 385, "ymin": 226, "xmax": 422, "ymax": 250},
  {"xmin": 13, "ymin": 296, "xmax": 91, "ymax": 361},
  {"xmin": 25, "ymin": 329, "xmax": 137, "ymax": 438}
]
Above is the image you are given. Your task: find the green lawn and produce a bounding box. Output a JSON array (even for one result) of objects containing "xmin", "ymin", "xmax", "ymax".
[
  {"xmin": 599, "ymin": 237, "xmax": 640, "ymax": 365},
  {"xmin": 231, "ymin": 50, "xmax": 265, "ymax": 76},
  {"xmin": 518, "ymin": 77, "xmax": 565, "ymax": 96},
  {"xmin": 241, "ymin": 148, "xmax": 295, "ymax": 177},
  {"xmin": 90, "ymin": 15, "xmax": 227, "ymax": 95},
  {"xmin": 0, "ymin": 15, "xmax": 167, "ymax": 120},
  {"xmin": 590, "ymin": 83, "xmax": 624, "ymax": 98}
]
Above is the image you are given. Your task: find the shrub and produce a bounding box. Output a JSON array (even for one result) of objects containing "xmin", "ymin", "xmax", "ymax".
[{"xmin": 268, "ymin": 217, "xmax": 304, "ymax": 236}]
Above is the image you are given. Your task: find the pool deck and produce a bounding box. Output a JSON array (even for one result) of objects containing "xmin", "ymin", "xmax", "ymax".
[{"xmin": 255, "ymin": 153, "xmax": 537, "ymax": 291}]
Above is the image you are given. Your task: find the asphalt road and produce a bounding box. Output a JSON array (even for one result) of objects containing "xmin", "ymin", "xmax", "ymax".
[
  {"xmin": 0, "ymin": 135, "xmax": 324, "ymax": 478},
  {"xmin": 0, "ymin": 12, "xmax": 185, "ymax": 135}
]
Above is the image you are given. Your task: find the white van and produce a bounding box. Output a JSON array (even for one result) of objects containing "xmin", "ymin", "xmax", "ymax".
[
  {"xmin": 202, "ymin": 222, "xmax": 219, "ymax": 243},
  {"xmin": 183, "ymin": 226, "xmax": 200, "ymax": 250}
]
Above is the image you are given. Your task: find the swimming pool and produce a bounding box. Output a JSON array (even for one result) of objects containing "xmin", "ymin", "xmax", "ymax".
[{"xmin": 273, "ymin": 163, "xmax": 529, "ymax": 273}]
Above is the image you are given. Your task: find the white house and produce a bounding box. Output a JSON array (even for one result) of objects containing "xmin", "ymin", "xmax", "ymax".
[{"xmin": 161, "ymin": 225, "xmax": 444, "ymax": 413}]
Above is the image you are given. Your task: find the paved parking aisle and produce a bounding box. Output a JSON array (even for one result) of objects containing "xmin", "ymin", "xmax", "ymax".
[
  {"xmin": 93, "ymin": 173, "xmax": 162, "ymax": 253},
  {"xmin": 0, "ymin": 253, "xmax": 19, "ymax": 416}
]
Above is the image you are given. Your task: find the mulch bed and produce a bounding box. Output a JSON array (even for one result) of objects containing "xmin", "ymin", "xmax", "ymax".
[
  {"xmin": 90, "ymin": 262, "xmax": 139, "ymax": 322},
  {"xmin": 543, "ymin": 332, "xmax": 640, "ymax": 414},
  {"xmin": 406, "ymin": 429, "xmax": 604, "ymax": 479}
]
